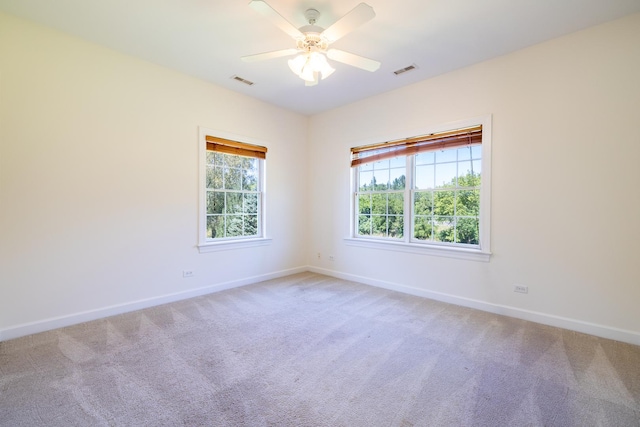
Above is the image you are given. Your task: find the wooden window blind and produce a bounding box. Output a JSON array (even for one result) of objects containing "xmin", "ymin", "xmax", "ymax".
[
  {"xmin": 350, "ymin": 125, "xmax": 481, "ymax": 167},
  {"xmin": 206, "ymin": 135, "xmax": 268, "ymax": 159}
]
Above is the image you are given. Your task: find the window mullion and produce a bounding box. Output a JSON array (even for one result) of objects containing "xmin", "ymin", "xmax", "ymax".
[
  {"xmin": 353, "ymin": 171, "xmax": 357, "ymax": 236},
  {"xmin": 454, "ymin": 152, "xmax": 458, "ymax": 243},
  {"xmin": 405, "ymin": 155, "xmax": 413, "ymax": 243}
]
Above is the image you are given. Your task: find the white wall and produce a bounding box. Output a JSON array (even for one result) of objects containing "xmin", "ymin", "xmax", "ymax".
[
  {"xmin": 308, "ymin": 14, "xmax": 640, "ymax": 344},
  {"xmin": 0, "ymin": 13, "xmax": 309, "ymax": 339}
]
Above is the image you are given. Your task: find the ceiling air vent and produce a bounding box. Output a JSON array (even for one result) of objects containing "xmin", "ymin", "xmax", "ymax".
[
  {"xmin": 232, "ymin": 75, "xmax": 255, "ymax": 86},
  {"xmin": 393, "ymin": 64, "xmax": 418, "ymax": 76}
]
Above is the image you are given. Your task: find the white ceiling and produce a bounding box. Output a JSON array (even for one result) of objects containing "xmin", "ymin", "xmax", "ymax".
[{"xmin": 1, "ymin": 0, "xmax": 639, "ymax": 115}]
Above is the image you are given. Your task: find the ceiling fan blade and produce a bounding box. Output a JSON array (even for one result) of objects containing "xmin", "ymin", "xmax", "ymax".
[
  {"xmin": 241, "ymin": 48, "xmax": 299, "ymax": 63},
  {"xmin": 249, "ymin": 0, "xmax": 304, "ymax": 40},
  {"xmin": 322, "ymin": 3, "xmax": 375, "ymax": 43},
  {"xmin": 327, "ymin": 49, "xmax": 380, "ymax": 72}
]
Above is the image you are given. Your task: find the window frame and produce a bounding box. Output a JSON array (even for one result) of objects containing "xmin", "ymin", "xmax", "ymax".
[
  {"xmin": 197, "ymin": 127, "xmax": 271, "ymax": 253},
  {"xmin": 347, "ymin": 116, "xmax": 492, "ymax": 262}
]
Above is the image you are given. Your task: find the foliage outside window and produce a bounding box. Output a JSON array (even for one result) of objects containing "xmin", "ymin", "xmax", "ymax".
[
  {"xmin": 351, "ymin": 120, "xmax": 490, "ymax": 256},
  {"xmin": 206, "ymin": 151, "xmax": 261, "ymax": 239}
]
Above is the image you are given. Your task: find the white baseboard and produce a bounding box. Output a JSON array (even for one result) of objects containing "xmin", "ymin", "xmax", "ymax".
[
  {"xmin": 0, "ymin": 266, "xmax": 307, "ymax": 342},
  {"xmin": 308, "ymin": 266, "xmax": 640, "ymax": 346},
  {"xmin": 3, "ymin": 265, "xmax": 639, "ymax": 346}
]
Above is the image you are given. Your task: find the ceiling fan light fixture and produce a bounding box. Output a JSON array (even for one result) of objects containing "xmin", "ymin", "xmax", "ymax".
[
  {"xmin": 311, "ymin": 52, "xmax": 335, "ymax": 79},
  {"xmin": 321, "ymin": 65, "xmax": 335, "ymax": 80},
  {"xmin": 287, "ymin": 54, "xmax": 306, "ymax": 76},
  {"xmin": 288, "ymin": 51, "xmax": 335, "ymax": 83},
  {"xmin": 299, "ymin": 63, "xmax": 317, "ymax": 82}
]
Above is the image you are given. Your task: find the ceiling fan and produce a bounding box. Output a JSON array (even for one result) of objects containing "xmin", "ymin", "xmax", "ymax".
[{"xmin": 242, "ymin": 0, "xmax": 381, "ymax": 86}]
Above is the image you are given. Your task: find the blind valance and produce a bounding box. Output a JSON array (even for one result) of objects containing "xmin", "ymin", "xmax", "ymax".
[
  {"xmin": 350, "ymin": 125, "xmax": 481, "ymax": 167},
  {"xmin": 206, "ymin": 135, "xmax": 268, "ymax": 159}
]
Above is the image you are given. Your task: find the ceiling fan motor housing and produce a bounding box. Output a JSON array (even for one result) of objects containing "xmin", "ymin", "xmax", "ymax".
[{"xmin": 296, "ymin": 32, "xmax": 329, "ymax": 53}]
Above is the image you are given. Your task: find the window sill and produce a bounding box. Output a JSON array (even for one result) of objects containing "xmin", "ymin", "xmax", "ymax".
[
  {"xmin": 344, "ymin": 237, "xmax": 491, "ymax": 262},
  {"xmin": 198, "ymin": 237, "xmax": 272, "ymax": 253}
]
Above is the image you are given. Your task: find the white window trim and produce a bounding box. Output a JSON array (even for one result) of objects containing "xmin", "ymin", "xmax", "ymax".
[
  {"xmin": 197, "ymin": 127, "xmax": 270, "ymax": 253},
  {"xmin": 198, "ymin": 237, "xmax": 272, "ymax": 253},
  {"xmin": 347, "ymin": 115, "xmax": 492, "ymax": 262}
]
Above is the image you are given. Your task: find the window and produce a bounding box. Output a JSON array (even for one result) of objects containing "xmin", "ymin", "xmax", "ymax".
[
  {"xmin": 412, "ymin": 145, "xmax": 481, "ymax": 245},
  {"xmin": 349, "ymin": 117, "xmax": 491, "ymax": 261},
  {"xmin": 356, "ymin": 156, "xmax": 406, "ymax": 239},
  {"xmin": 198, "ymin": 129, "xmax": 269, "ymax": 252}
]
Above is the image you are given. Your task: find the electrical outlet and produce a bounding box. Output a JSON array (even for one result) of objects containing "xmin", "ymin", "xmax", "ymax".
[
  {"xmin": 183, "ymin": 270, "xmax": 194, "ymax": 278},
  {"xmin": 329, "ymin": 255, "xmax": 334, "ymax": 261},
  {"xmin": 514, "ymin": 285, "xmax": 528, "ymax": 294},
  {"xmin": 317, "ymin": 252, "xmax": 321, "ymax": 259}
]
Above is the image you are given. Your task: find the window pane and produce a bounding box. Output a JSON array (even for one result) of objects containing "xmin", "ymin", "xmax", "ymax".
[
  {"xmin": 372, "ymin": 216, "xmax": 387, "ymax": 237},
  {"xmin": 226, "ymin": 215, "xmax": 243, "ymax": 237},
  {"xmin": 460, "ymin": 173, "xmax": 478, "ymax": 190},
  {"xmin": 358, "ymin": 215, "xmax": 371, "ymax": 235},
  {"xmin": 456, "ymin": 217, "xmax": 479, "ymax": 245},
  {"xmin": 435, "ymin": 149, "xmax": 457, "ymax": 163},
  {"xmin": 206, "ymin": 167, "xmax": 223, "ymax": 189},
  {"xmin": 414, "ymin": 191, "xmax": 433, "ymax": 215},
  {"xmin": 206, "ymin": 152, "xmax": 216, "ymax": 165},
  {"xmin": 373, "ymin": 159, "xmax": 390, "ymax": 170},
  {"xmin": 242, "ymin": 157, "xmax": 258, "ymax": 191},
  {"xmin": 373, "ymin": 169, "xmax": 389, "ymax": 190},
  {"xmin": 472, "ymin": 160, "xmax": 481, "ymax": 176},
  {"xmin": 371, "ymin": 194, "xmax": 386, "ymax": 215},
  {"xmin": 359, "ymin": 162, "xmax": 373, "ymax": 171},
  {"xmin": 242, "ymin": 157, "xmax": 257, "ymax": 170},
  {"xmin": 207, "ymin": 216, "xmax": 224, "ymax": 239},
  {"xmin": 206, "ymin": 152, "xmax": 226, "ymax": 166},
  {"xmin": 459, "ymin": 171, "xmax": 481, "ymax": 188},
  {"xmin": 224, "ymin": 155, "xmax": 242, "ymax": 168},
  {"xmin": 358, "ymin": 194, "xmax": 371, "ymax": 215},
  {"xmin": 388, "ymin": 193, "xmax": 404, "ymax": 215},
  {"xmin": 457, "ymin": 190, "xmax": 480, "ymax": 216},
  {"xmin": 457, "ymin": 146, "xmax": 472, "ymax": 161},
  {"xmin": 390, "ymin": 156, "xmax": 405, "ymax": 168},
  {"xmin": 226, "ymin": 192, "xmax": 243, "ymax": 214},
  {"xmin": 434, "ymin": 217, "xmax": 455, "ymax": 242},
  {"xmin": 389, "ymin": 168, "xmax": 406, "ymax": 190},
  {"xmin": 415, "ymin": 165, "xmax": 434, "ymax": 189},
  {"xmin": 245, "ymin": 215, "xmax": 258, "ymax": 236},
  {"xmin": 225, "ymin": 168, "xmax": 241, "ymax": 190},
  {"xmin": 207, "ymin": 191, "xmax": 224, "ymax": 214},
  {"xmin": 359, "ymin": 171, "xmax": 374, "ymax": 191},
  {"xmin": 458, "ymin": 161, "xmax": 472, "ymax": 181},
  {"xmin": 414, "ymin": 217, "xmax": 433, "ymax": 240},
  {"xmin": 434, "ymin": 190, "xmax": 455, "ymax": 216},
  {"xmin": 388, "ymin": 215, "xmax": 404, "ymax": 238},
  {"xmin": 416, "ymin": 152, "xmax": 434, "ymax": 165},
  {"xmin": 244, "ymin": 193, "xmax": 258, "ymax": 214},
  {"xmin": 243, "ymin": 169, "xmax": 257, "ymax": 191},
  {"xmin": 206, "ymin": 167, "xmax": 215, "ymax": 188},
  {"xmin": 435, "ymin": 163, "xmax": 457, "ymax": 188},
  {"xmin": 471, "ymin": 145, "xmax": 482, "ymax": 159}
]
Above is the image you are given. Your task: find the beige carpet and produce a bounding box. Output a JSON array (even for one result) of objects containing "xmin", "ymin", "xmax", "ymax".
[{"xmin": 1, "ymin": 272, "xmax": 639, "ymax": 426}]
